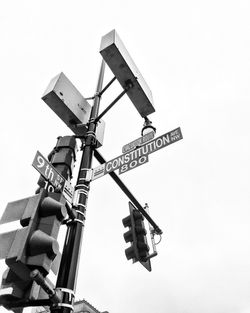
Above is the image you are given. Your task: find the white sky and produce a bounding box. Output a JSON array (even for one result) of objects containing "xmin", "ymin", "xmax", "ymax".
[{"xmin": 0, "ymin": 1, "xmax": 250, "ymax": 312}]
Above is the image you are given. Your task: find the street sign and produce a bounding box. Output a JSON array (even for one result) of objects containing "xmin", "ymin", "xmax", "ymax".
[
  {"xmin": 119, "ymin": 154, "xmax": 149, "ymax": 175},
  {"xmin": 122, "ymin": 131, "xmax": 155, "ymax": 154},
  {"xmin": 92, "ymin": 127, "xmax": 183, "ymax": 180},
  {"xmin": 32, "ymin": 151, "xmax": 74, "ymax": 203}
]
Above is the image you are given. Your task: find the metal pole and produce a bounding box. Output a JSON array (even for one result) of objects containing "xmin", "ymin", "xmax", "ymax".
[{"xmin": 51, "ymin": 60, "xmax": 105, "ymax": 313}]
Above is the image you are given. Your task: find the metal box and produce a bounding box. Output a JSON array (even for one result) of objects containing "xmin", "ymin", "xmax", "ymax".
[
  {"xmin": 100, "ymin": 29, "xmax": 155, "ymax": 118},
  {"xmin": 42, "ymin": 72, "xmax": 91, "ymax": 133},
  {"xmin": 42, "ymin": 73, "xmax": 105, "ymax": 148}
]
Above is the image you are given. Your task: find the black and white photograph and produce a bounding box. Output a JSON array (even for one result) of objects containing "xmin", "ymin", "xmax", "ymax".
[{"xmin": 0, "ymin": 1, "xmax": 250, "ymax": 313}]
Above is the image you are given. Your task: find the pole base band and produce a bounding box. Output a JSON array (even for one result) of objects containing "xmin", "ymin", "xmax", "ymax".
[{"xmin": 52, "ymin": 288, "xmax": 75, "ymax": 311}]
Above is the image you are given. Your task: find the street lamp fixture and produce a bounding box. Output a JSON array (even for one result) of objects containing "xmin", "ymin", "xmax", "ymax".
[
  {"xmin": 141, "ymin": 117, "xmax": 156, "ymax": 137},
  {"xmin": 100, "ymin": 29, "xmax": 155, "ymax": 118}
]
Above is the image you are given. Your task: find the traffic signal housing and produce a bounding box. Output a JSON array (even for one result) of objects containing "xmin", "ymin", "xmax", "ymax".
[
  {"xmin": 36, "ymin": 135, "xmax": 77, "ymax": 193},
  {"xmin": 50, "ymin": 135, "xmax": 77, "ymax": 179},
  {"xmin": 0, "ymin": 189, "xmax": 67, "ymax": 310},
  {"xmin": 122, "ymin": 202, "xmax": 151, "ymax": 271}
]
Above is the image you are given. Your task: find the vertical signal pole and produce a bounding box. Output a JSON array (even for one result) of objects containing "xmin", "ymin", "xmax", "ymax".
[{"xmin": 51, "ymin": 61, "xmax": 105, "ymax": 313}]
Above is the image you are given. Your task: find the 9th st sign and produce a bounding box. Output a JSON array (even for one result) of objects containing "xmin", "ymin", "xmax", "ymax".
[
  {"xmin": 92, "ymin": 127, "xmax": 183, "ymax": 180},
  {"xmin": 32, "ymin": 150, "xmax": 74, "ymax": 202}
]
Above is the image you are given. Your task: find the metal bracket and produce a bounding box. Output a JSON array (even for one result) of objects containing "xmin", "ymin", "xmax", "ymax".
[
  {"xmin": 52, "ymin": 287, "xmax": 75, "ymax": 311},
  {"xmin": 72, "ymin": 186, "xmax": 89, "ymax": 208},
  {"xmin": 78, "ymin": 168, "xmax": 93, "ymax": 183},
  {"xmin": 65, "ymin": 208, "xmax": 86, "ymax": 226},
  {"xmin": 95, "ymin": 85, "xmax": 131, "ymax": 123},
  {"xmin": 144, "ymin": 203, "xmax": 159, "ymax": 260},
  {"xmin": 30, "ymin": 270, "xmax": 61, "ymax": 303},
  {"xmin": 98, "ymin": 76, "xmax": 116, "ymax": 97},
  {"xmin": 86, "ymin": 130, "xmax": 97, "ymax": 147}
]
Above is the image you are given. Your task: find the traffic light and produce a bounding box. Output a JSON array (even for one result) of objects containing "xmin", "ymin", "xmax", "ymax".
[
  {"xmin": 122, "ymin": 202, "xmax": 151, "ymax": 271},
  {"xmin": 36, "ymin": 135, "xmax": 77, "ymax": 192},
  {"xmin": 50, "ymin": 135, "xmax": 77, "ymax": 179},
  {"xmin": 0, "ymin": 189, "xmax": 67, "ymax": 310}
]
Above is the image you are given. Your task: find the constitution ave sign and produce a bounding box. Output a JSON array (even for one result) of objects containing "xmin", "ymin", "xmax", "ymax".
[{"xmin": 92, "ymin": 127, "xmax": 183, "ymax": 180}]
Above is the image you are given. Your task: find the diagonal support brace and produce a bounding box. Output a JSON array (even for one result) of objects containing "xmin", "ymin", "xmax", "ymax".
[
  {"xmin": 95, "ymin": 80, "xmax": 133, "ymax": 123},
  {"xmin": 93, "ymin": 149, "xmax": 163, "ymax": 235}
]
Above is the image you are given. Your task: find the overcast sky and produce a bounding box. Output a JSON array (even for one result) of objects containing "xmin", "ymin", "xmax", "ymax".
[{"xmin": 1, "ymin": 1, "xmax": 250, "ymax": 313}]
